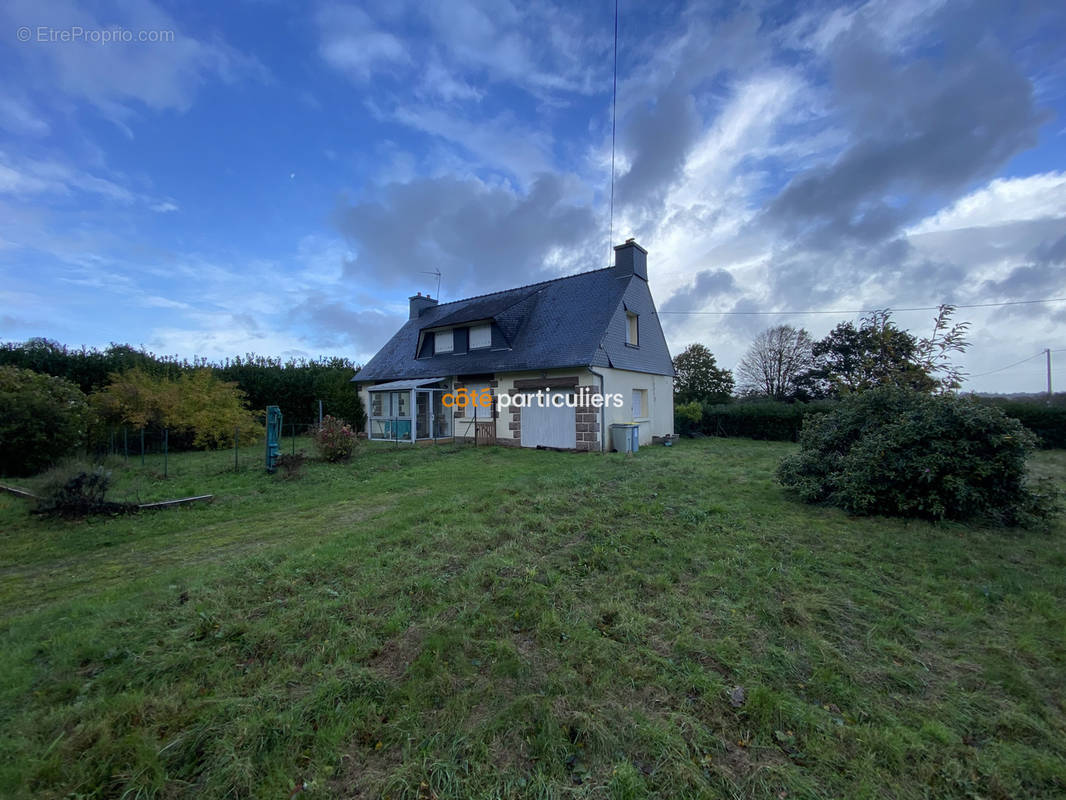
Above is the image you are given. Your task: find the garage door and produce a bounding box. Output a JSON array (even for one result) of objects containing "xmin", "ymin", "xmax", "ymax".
[{"xmin": 520, "ymin": 390, "xmax": 576, "ymax": 449}]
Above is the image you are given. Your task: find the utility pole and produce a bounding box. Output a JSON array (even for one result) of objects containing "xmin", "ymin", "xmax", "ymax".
[{"xmin": 1047, "ymin": 348, "xmax": 1053, "ymax": 405}]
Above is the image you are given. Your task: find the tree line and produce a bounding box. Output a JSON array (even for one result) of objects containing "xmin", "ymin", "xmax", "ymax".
[
  {"xmin": 672, "ymin": 305, "xmax": 970, "ymax": 405},
  {"xmin": 0, "ymin": 339, "xmax": 366, "ymax": 476}
]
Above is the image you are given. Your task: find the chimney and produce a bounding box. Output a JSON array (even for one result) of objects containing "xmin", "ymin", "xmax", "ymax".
[
  {"xmin": 613, "ymin": 238, "xmax": 648, "ymax": 281},
  {"xmin": 409, "ymin": 291, "xmax": 438, "ymax": 319}
]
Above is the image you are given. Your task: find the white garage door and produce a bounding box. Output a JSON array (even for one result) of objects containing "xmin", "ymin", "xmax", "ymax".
[{"xmin": 520, "ymin": 391, "xmax": 576, "ymax": 449}]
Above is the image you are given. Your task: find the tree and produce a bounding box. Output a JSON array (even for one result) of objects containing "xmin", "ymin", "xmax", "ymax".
[
  {"xmin": 795, "ymin": 311, "xmax": 934, "ymax": 399},
  {"xmin": 673, "ymin": 344, "xmax": 734, "ymax": 404},
  {"xmin": 0, "ymin": 365, "xmax": 91, "ymax": 476},
  {"xmin": 92, "ymin": 367, "xmax": 261, "ymax": 448},
  {"xmin": 913, "ymin": 305, "xmax": 971, "ymax": 393},
  {"xmin": 736, "ymin": 325, "xmax": 814, "ymax": 400}
]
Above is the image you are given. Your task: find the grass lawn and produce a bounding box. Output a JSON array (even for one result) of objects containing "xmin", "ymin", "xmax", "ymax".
[{"xmin": 1, "ymin": 438, "xmax": 1065, "ymax": 799}]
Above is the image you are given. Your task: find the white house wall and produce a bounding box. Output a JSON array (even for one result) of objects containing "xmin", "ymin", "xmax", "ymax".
[{"xmin": 597, "ymin": 366, "xmax": 675, "ymax": 446}]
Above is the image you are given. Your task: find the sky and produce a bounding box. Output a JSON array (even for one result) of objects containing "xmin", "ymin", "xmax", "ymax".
[{"xmin": 1, "ymin": 0, "xmax": 1064, "ymax": 393}]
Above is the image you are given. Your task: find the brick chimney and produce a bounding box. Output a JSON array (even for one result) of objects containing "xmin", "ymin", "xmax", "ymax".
[
  {"xmin": 613, "ymin": 238, "xmax": 648, "ymax": 281},
  {"xmin": 409, "ymin": 292, "xmax": 438, "ymax": 319}
]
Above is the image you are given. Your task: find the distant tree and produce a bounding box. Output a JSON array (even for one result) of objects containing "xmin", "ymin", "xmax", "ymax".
[
  {"xmin": 794, "ymin": 306, "xmax": 969, "ymax": 399},
  {"xmin": 795, "ymin": 311, "xmax": 934, "ymax": 399},
  {"xmin": 0, "ymin": 365, "xmax": 91, "ymax": 476},
  {"xmin": 736, "ymin": 325, "xmax": 814, "ymax": 400},
  {"xmin": 673, "ymin": 344, "xmax": 734, "ymax": 404}
]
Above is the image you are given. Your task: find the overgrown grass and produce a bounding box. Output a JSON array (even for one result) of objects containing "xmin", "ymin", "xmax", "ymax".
[{"xmin": 1, "ymin": 439, "xmax": 1064, "ymax": 799}]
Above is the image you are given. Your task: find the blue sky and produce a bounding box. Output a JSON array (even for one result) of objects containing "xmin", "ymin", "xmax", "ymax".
[{"xmin": 1, "ymin": 0, "xmax": 1064, "ymax": 393}]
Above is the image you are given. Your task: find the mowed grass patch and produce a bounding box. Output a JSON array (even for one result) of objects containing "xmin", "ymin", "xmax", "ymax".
[{"xmin": 0, "ymin": 438, "xmax": 1063, "ymax": 799}]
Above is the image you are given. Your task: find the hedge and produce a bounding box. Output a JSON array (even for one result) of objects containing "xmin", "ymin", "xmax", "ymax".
[
  {"xmin": 687, "ymin": 397, "xmax": 1066, "ymax": 448},
  {"xmin": 698, "ymin": 401, "xmax": 834, "ymax": 441},
  {"xmin": 974, "ymin": 399, "xmax": 1066, "ymax": 449}
]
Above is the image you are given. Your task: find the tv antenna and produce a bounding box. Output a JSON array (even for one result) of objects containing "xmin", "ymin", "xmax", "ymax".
[{"xmin": 419, "ymin": 269, "xmax": 442, "ymax": 299}]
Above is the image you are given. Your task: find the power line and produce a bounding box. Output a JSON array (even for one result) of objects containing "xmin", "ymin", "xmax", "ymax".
[
  {"xmin": 607, "ymin": 0, "xmax": 619, "ymax": 260},
  {"xmin": 967, "ymin": 351, "xmax": 1046, "ymax": 379},
  {"xmin": 656, "ymin": 296, "xmax": 1066, "ymax": 316}
]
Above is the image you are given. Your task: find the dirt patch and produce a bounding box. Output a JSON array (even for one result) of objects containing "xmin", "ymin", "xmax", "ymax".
[{"xmin": 368, "ymin": 624, "xmax": 426, "ymax": 680}]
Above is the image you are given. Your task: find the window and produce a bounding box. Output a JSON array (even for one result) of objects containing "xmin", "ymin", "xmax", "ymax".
[
  {"xmin": 470, "ymin": 324, "xmax": 491, "ymax": 349},
  {"xmin": 371, "ymin": 393, "xmax": 384, "ymax": 417},
  {"xmin": 631, "ymin": 388, "xmax": 647, "ymax": 420},
  {"xmin": 460, "ymin": 382, "xmax": 490, "ymax": 418},
  {"xmin": 626, "ymin": 312, "xmax": 639, "ymax": 346},
  {"xmin": 435, "ymin": 329, "xmax": 453, "ymax": 354}
]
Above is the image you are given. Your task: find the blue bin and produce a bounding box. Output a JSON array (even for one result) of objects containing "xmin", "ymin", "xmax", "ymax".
[{"xmin": 630, "ymin": 424, "xmax": 639, "ymax": 453}]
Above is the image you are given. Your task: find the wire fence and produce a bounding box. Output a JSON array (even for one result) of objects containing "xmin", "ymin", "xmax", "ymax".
[{"xmin": 88, "ymin": 421, "xmax": 323, "ymax": 478}]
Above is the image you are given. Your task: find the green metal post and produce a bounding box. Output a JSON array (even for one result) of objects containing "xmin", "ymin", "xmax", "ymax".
[
  {"xmin": 164, "ymin": 428, "xmax": 168, "ymax": 478},
  {"xmin": 141, "ymin": 428, "xmax": 145, "ymax": 466},
  {"xmin": 123, "ymin": 427, "xmax": 128, "ymax": 461},
  {"xmin": 234, "ymin": 426, "xmax": 239, "ymax": 472}
]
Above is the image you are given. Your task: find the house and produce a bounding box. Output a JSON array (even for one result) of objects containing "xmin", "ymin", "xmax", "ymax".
[{"xmin": 352, "ymin": 239, "xmax": 675, "ymax": 451}]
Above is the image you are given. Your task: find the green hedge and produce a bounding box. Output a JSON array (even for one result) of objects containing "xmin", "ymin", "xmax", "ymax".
[
  {"xmin": 974, "ymin": 399, "xmax": 1066, "ymax": 449},
  {"xmin": 698, "ymin": 401, "xmax": 835, "ymax": 441},
  {"xmin": 688, "ymin": 397, "xmax": 1066, "ymax": 448}
]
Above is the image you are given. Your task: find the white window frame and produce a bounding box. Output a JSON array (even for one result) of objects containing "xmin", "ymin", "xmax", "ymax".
[
  {"xmin": 459, "ymin": 382, "xmax": 491, "ymax": 419},
  {"xmin": 626, "ymin": 312, "xmax": 639, "ymax": 346},
  {"xmin": 469, "ymin": 324, "xmax": 491, "ymax": 350},
  {"xmin": 435, "ymin": 329, "xmax": 454, "ymax": 354},
  {"xmin": 631, "ymin": 388, "xmax": 648, "ymax": 420}
]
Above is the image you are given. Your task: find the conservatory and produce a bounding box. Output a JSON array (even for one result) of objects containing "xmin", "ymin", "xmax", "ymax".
[{"xmin": 366, "ymin": 377, "xmax": 453, "ymax": 442}]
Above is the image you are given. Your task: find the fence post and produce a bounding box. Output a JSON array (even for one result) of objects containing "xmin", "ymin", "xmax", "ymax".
[
  {"xmin": 318, "ymin": 399, "xmax": 323, "ymax": 426},
  {"xmin": 141, "ymin": 428, "xmax": 145, "ymax": 466},
  {"xmin": 234, "ymin": 426, "xmax": 239, "ymax": 472},
  {"xmin": 292, "ymin": 423, "xmax": 296, "ymax": 455},
  {"xmin": 164, "ymin": 428, "xmax": 168, "ymax": 478},
  {"xmin": 123, "ymin": 427, "xmax": 128, "ymax": 461}
]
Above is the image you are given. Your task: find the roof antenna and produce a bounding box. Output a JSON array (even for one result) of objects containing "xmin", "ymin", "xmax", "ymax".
[
  {"xmin": 419, "ymin": 268, "xmax": 441, "ymax": 299},
  {"xmin": 608, "ymin": 0, "xmax": 619, "ymax": 265}
]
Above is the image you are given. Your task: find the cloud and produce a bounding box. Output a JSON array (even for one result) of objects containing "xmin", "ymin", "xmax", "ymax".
[
  {"xmin": 767, "ymin": 15, "xmax": 1049, "ymax": 245},
  {"xmin": 0, "ymin": 94, "xmax": 50, "ymax": 136},
  {"xmin": 909, "ymin": 172, "xmax": 1066, "ymax": 234},
  {"xmin": 335, "ymin": 173, "xmax": 600, "ymax": 297},
  {"xmin": 0, "ymin": 151, "xmax": 176, "ymax": 211},
  {"xmin": 2, "ymin": 0, "xmax": 266, "ymax": 126},
  {"xmin": 288, "ymin": 292, "xmax": 402, "ymax": 358},
  {"xmin": 315, "ymin": 4, "xmax": 410, "ymax": 82}
]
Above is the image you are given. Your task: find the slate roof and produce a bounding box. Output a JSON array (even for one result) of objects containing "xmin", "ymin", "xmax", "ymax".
[{"xmin": 355, "ymin": 267, "xmax": 674, "ymax": 382}]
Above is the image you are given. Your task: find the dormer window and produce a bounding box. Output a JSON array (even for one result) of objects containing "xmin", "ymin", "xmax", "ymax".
[
  {"xmin": 435, "ymin": 329, "xmax": 454, "ymax": 354},
  {"xmin": 626, "ymin": 312, "xmax": 639, "ymax": 346},
  {"xmin": 470, "ymin": 324, "xmax": 491, "ymax": 349}
]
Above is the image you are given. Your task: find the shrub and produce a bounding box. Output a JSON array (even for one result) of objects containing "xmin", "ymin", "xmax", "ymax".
[
  {"xmin": 313, "ymin": 415, "xmax": 356, "ymax": 462},
  {"xmin": 0, "ymin": 365, "xmax": 92, "ymax": 477},
  {"xmin": 34, "ymin": 465, "xmax": 134, "ymax": 517},
  {"xmin": 674, "ymin": 401, "xmax": 703, "ymax": 436},
  {"xmin": 92, "ymin": 367, "xmax": 261, "ymax": 449},
  {"xmin": 778, "ymin": 386, "xmax": 1047, "ymax": 524}
]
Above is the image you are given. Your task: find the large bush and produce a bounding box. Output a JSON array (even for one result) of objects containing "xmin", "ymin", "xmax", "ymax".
[
  {"xmin": 0, "ymin": 366, "xmax": 91, "ymax": 476},
  {"xmin": 778, "ymin": 387, "xmax": 1046, "ymax": 524}
]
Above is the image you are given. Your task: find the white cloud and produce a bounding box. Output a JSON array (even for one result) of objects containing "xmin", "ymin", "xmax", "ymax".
[{"xmin": 908, "ymin": 172, "xmax": 1066, "ymax": 234}]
